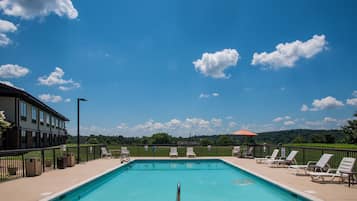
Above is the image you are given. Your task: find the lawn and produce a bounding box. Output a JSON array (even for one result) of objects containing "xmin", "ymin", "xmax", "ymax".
[{"xmin": 285, "ymin": 143, "xmax": 357, "ymax": 150}]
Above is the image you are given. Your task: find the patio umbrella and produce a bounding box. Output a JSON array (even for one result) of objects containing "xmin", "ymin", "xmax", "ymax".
[
  {"xmin": 232, "ymin": 129, "xmax": 257, "ymax": 137},
  {"xmin": 232, "ymin": 129, "xmax": 257, "ymax": 145}
]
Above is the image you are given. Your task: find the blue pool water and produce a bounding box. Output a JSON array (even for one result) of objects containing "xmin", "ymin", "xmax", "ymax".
[{"xmin": 52, "ymin": 159, "xmax": 310, "ymax": 201}]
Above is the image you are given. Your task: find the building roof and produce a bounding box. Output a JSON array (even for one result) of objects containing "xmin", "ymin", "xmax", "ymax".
[{"xmin": 0, "ymin": 83, "xmax": 69, "ymax": 121}]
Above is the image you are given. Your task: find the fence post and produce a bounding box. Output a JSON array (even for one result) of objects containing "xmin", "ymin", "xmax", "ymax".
[
  {"xmin": 21, "ymin": 153, "xmax": 25, "ymax": 177},
  {"xmin": 302, "ymin": 148, "xmax": 306, "ymax": 164},
  {"xmin": 86, "ymin": 146, "xmax": 89, "ymax": 162},
  {"xmin": 93, "ymin": 146, "xmax": 96, "ymax": 160},
  {"xmin": 41, "ymin": 150, "xmax": 45, "ymax": 172},
  {"xmin": 53, "ymin": 149, "xmax": 56, "ymax": 169}
]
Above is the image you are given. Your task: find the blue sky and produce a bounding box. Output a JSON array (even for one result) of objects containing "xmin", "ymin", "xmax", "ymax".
[{"xmin": 0, "ymin": 0, "xmax": 357, "ymax": 136}]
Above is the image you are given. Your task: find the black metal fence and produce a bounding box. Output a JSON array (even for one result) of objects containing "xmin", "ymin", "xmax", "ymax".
[
  {"xmin": 0, "ymin": 144, "xmax": 104, "ymax": 182},
  {"xmin": 107, "ymin": 144, "xmax": 357, "ymax": 171}
]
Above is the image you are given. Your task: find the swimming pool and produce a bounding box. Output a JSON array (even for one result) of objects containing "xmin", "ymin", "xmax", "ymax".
[{"xmin": 50, "ymin": 159, "xmax": 313, "ymax": 201}]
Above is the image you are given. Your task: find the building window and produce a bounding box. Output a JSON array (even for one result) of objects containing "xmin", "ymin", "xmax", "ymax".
[
  {"xmin": 20, "ymin": 101, "xmax": 27, "ymax": 120},
  {"xmin": 46, "ymin": 115, "xmax": 50, "ymax": 126},
  {"xmin": 40, "ymin": 111, "xmax": 44, "ymax": 125},
  {"xmin": 57, "ymin": 119, "xmax": 60, "ymax": 128},
  {"xmin": 51, "ymin": 117, "xmax": 55, "ymax": 127},
  {"xmin": 21, "ymin": 130, "xmax": 26, "ymax": 144},
  {"xmin": 31, "ymin": 106, "xmax": 37, "ymax": 123}
]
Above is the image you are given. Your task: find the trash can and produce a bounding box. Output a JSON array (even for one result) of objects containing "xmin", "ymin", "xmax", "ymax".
[
  {"xmin": 57, "ymin": 156, "xmax": 67, "ymax": 169},
  {"xmin": 66, "ymin": 153, "xmax": 76, "ymax": 167},
  {"xmin": 25, "ymin": 158, "xmax": 42, "ymax": 177}
]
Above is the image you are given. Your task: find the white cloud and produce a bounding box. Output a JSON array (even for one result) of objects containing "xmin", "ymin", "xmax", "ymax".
[
  {"xmin": 38, "ymin": 67, "xmax": 80, "ymax": 90},
  {"xmin": 283, "ymin": 120, "xmax": 295, "ymax": 126},
  {"xmin": 324, "ymin": 117, "xmax": 337, "ymax": 123},
  {"xmin": 302, "ymin": 96, "xmax": 344, "ymax": 112},
  {"xmin": 0, "ymin": 80, "xmax": 23, "ymax": 90},
  {"xmin": 252, "ymin": 35, "xmax": 327, "ymax": 69},
  {"xmin": 346, "ymin": 98, "xmax": 357, "ymax": 106},
  {"xmin": 58, "ymin": 82, "xmax": 80, "ymax": 91},
  {"xmin": 64, "ymin": 98, "xmax": 71, "ymax": 102},
  {"xmin": 301, "ymin": 104, "xmax": 309, "ymax": 112},
  {"xmin": 165, "ymin": 119, "xmax": 181, "ymax": 128},
  {"xmin": 199, "ymin": 93, "xmax": 210, "ymax": 99},
  {"xmin": 228, "ymin": 121, "xmax": 237, "ymax": 128},
  {"xmin": 273, "ymin": 116, "xmax": 291, "ymax": 122},
  {"xmin": 0, "ymin": 0, "xmax": 78, "ymax": 19},
  {"xmin": 116, "ymin": 123, "xmax": 128, "ymax": 130},
  {"xmin": 199, "ymin": 92, "xmax": 220, "ymax": 99},
  {"xmin": 193, "ymin": 49, "xmax": 239, "ymax": 79},
  {"xmin": 211, "ymin": 118, "xmax": 222, "ymax": 127},
  {"xmin": 0, "ymin": 64, "xmax": 29, "ymax": 78},
  {"xmin": 38, "ymin": 94, "xmax": 62, "ymax": 103},
  {"xmin": 353, "ymin": 90, "xmax": 357, "ymax": 97},
  {"xmin": 0, "ymin": 19, "xmax": 17, "ymax": 46}
]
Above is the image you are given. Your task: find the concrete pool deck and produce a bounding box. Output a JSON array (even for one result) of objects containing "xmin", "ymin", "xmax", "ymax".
[{"xmin": 0, "ymin": 157, "xmax": 355, "ymax": 201}]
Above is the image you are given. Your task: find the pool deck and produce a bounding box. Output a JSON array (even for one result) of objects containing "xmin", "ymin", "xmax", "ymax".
[{"xmin": 0, "ymin": 157, "xmax": 355, "ymax": 201}]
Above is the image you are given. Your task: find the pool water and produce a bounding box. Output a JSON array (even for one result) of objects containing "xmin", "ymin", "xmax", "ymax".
[{"xmin": 52, "ymin": 159, "xmax": 310, "ymax": 201}]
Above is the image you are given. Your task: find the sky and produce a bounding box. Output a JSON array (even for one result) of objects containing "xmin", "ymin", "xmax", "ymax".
[{"xmin": 0, "ymin": 0, "xmax": 357, "ymax": 137}]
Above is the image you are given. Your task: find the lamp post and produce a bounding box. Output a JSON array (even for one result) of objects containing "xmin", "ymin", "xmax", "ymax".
[{"xmin": 77, "ymin": 98, "xmax": 87, "ymax": 164}]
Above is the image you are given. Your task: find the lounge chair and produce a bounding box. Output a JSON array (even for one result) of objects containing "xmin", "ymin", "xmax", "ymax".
[
  {"xmin": 232, "ymin": 146, "xmax": 241, "ymax": 157},
  {"xmin": 255, "ymin": 149, "xmax": 279, "ymax": 164},
  {"xmin": 242, "ymin": 147, "xmax": 254, "ymax": 158},
  {"xmin": 101, "ymin": 147, "xmax": 112, "ymax": 158},
  {"xmin": 120, "ymin": 147, "xmax": 130, "ymax": 162},
  {"xmin": 289, "ymin": 153, "xmax": 333, "ymax": 175},
  {"xmin": 169, "ymin": 147, "xmax": 178, "ymax": 157},
  {"xmin": 268, "ymin": 150, "xmax": 298, "ymax": 167},
  {"xmin": 186, "ymin": 147, "xmax": 196, "ymax": 158},
  {"xmin": 310, "ymin": 157, "xmax": 356, "ymax": 183}
]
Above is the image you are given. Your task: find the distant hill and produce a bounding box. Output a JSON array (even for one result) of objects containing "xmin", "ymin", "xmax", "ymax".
[{"xmin": 66, "ymin": 129, "xmax": 346, "ymax": 145}]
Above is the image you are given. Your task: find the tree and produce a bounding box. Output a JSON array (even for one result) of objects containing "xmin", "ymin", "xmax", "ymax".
[
  {"xmin": 291, "ymin": 135, "xmax": 306, "ymax": 143},
  {"xmin": 0, "ymin": 111, "xmax": 12, "ymax": 146},
  {"xmin": 0, "ymin": 111, "xmax": 11, "ymax": 133},
  {"xmin": 342, "ymin": 112, "xmax": 357, "ymax": 144},
  {"xmin": 200, "ymin": 138, "xmax": 213, "ymax": 146},
  {"xmin": 87, "ymin": 137, "xmax": 99, "ymax": 144},
  {"xmin": 216, "ymin": 135, "xmax": 233, "ymax": 146},
  {"xmin": 310, "ymin": 134, "xmax": 325, "ymax": 143},
  {"xmin": 324, "ymin": 134, "xmax": 336, "ymax": 144},
  {"xmin": 151, "ymin": 133, "xmax": 172, "ymax": 144}
]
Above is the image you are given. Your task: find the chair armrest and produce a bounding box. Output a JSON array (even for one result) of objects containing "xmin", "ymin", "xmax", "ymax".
[
  {"xmin": 306, "ymin": 161, "xmax": 317, "ymax": 166},
  {"xmin": 327, "ymin": 168, "xmax": 337, "ymax": 173}
]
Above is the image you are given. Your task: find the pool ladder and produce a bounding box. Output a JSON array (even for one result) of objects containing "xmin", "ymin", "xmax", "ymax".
[{"xmin": 176, "ymin": 183, "xmax": 181, "ymax": 201}]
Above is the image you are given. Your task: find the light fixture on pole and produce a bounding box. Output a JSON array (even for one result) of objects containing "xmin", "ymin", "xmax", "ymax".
[{"xmin": 77, "ymin": 98, "xmax": 87, "ymax": 164}]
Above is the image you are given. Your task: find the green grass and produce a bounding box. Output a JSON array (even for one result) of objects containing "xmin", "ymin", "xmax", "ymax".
[
  {"xmin": 107, "ymin": 145, "xmax": 236, "ymax": 157},
  {"xmin": 285, "ymin": 143, "xmax": 357, "ymax": 149}
]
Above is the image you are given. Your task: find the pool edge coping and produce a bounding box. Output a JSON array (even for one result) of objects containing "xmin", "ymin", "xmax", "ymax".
[
  {"xmin": 40, "ymin": 158, "xmax": 324, "ymax": 201},
  {"xmin": 221, "ymin": 158, "xmax": 324, "ymax": 201},
  {"xmin": 39, "ymin": 160, "xmax": 131, "ymax": 201}
]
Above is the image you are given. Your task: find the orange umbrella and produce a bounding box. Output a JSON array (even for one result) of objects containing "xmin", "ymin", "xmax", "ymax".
[{"xmin": 232, "ymin": 129, "xmax": 257, "ymax": 137}]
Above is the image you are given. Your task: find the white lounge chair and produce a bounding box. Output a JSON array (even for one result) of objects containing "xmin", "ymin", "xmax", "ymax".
[
  {"xmin": 255, "ymin": 149, "xmax": 279, "ymax": 164},
  {"xmin": 169, "ymin": 147, "xmax": 178, "ymax": 157},
  {"xmin": 289, "ymin": 153, "xmax": 333, "ymax": 175},
  {"xmin": 310, "ymin": 157, "xmax": 356, "ymax": 183},
  {"xmin": 120, "ymin": 147, "xmax": 130, "ymax": 162},
  {"xmin": 186, "ymin": 147, "xmax": 196, "ymax": 158},
  {"xmin": 101, "ymin": 147, "xmax": 112, "ymax": 158},
  {"xmin": 232, "ymin": 146, "xmax": 241, "ymax": 157},
  {"xmin": 268, "ymin": 150, "xmax": 298, "ymax": 167},
  {"xmin": 242, "ymin": 147, "xmax": 254, "ymax": 158}
]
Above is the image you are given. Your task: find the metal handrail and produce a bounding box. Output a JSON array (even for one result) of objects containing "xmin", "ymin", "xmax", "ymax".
[{"xmin": 176, "ymin": 183, "xmax": 180, "ymax": 201}]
